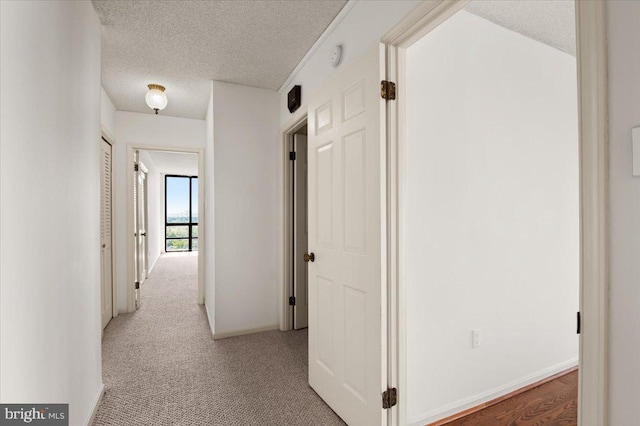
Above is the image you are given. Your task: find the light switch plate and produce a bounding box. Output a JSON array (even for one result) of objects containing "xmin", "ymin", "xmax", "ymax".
[
  {"xmin": 472, "ymin": 329, "xmax": 481, "ymax": 348},
  {"xmin": 633, "ymin": 127, "xmax": 640, "ymax": 177}
]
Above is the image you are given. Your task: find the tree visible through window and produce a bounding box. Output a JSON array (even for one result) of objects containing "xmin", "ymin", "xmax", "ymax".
[{"xmin": 166, "ymin": 175, "xmax": 198, "ymax": 251}]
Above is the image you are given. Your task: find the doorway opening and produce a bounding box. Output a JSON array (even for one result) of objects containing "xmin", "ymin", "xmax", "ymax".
[
  {"xmin": 404, "ymin": 4, "xmax": 580, "ymax": 425},
  {"xmin": 127, "ymin": 146, "xmax": 204, "ymax": 312},
  {"xmin": 382, "ymin": 0, "xmax": 609, "ymax": 424},
  {"xmin": 282, "ymin": 117, "xmax": 309, "ymax": 331}
]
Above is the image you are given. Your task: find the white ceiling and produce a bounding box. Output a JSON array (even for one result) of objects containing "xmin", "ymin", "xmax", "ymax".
[
  {"xmin": 465, "ymin": 0, "xmax": 576, "ymax": 56},
  {"xmin": 92, "ymin": 0, "xmax": 347, "ymax": 120},
  {"xmin": 146, "ymin": 151, "xmax": 198, "ymax": 176}
]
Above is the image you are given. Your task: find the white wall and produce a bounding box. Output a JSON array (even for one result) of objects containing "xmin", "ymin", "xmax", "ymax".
[
  {"xmin": 278, "ymin": 0, "xmax": 419, "ymax": 125},
  {"xmin": 204, "ymin": 84, "xmax": 216, "ymax": 331},
  {"xmin": 0, "ymin": 1, "xmax": 104, "ymax": 424},
  {"xmin": 101, "ymin": 87, "xmax": 117, "ymax": 138},
  {"xmin": 114, "ymin": 111, "xmax": 206, "ymax": 311},
  {"xmin": 138, "ymin": 151, "xmax": 162, "ymax": 273},
  {"xmin": 212, "ymin": 82, "xmax": 280, "ymax": 335},
  {"xmin": 404, "ymin": 11, "xmax": 579, "ymax": 424},
  {"xmin": 607, "ymin": 1, "xmax": 640, "ymax": 424},
  {"xmin": 115, "ymin": 112, "xmax": 207, "ymax": 149}
]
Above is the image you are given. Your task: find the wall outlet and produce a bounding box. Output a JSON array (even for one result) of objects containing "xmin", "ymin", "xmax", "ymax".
[{"xmin": 472, "ymin": 329, "xmax": 481, "ymax": 348}]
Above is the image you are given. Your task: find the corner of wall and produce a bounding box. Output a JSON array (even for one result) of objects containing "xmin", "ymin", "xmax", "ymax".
[
  {"xmin": 101, "ymin": 87, "xmax": 117, "ymax": 139},
  {"xmin": 204, "ymin": 80, "xmax": 216, "ymax": 323}
]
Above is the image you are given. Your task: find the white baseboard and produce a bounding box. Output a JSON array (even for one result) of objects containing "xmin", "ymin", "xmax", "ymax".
[
  {"xmin": 409, "ymin": 358, "xmax": 579, "ymax": 426},
  {"xmin": 204, "ymin": 303, "xmax": 215, "ymax": 338},
  {"xmin": 213, "ymin": 324, "xmax": 279, "ymax": 340},
  {"xmin": 84, "ymin": 383, "xmax": 105, "ymax": 426},
  {"xmin": 148, "ymin": 253, "xmax": 160, "ymax": 275}
]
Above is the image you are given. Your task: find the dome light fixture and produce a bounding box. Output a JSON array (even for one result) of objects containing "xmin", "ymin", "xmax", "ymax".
[{"xmin": 145, "ymin": 84, "xmax": 167, "ymax": 114}]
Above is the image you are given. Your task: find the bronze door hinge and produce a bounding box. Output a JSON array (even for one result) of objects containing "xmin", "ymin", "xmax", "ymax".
[
  {"xmin": 382, "ymin": 387, "xmax": 397, "ymax": 409},
  {"xmin": 381, "ymin": 80, "xmax": 396, "ymax": 101}
]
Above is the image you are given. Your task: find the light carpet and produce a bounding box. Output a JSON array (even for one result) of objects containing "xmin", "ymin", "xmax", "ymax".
[{"xmin": 93, "ymin": 253, "xmax": 345, "ymax": 425}]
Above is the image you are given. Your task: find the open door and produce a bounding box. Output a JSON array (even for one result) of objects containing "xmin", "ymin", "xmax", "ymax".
[
  {"xmin": 307, "ymin": 44, "xmax": 387, "ymax": 426},
  {"xmin": 294, "ymin": 134, "xmax": 309, "ymax": 329},
  {"xmin": 137, "ymin": 165, "xmax": 148, "ymax": 283},
  {"xmin": 133, "ymin": 151, "xmax": 147, "ymax": 309}
]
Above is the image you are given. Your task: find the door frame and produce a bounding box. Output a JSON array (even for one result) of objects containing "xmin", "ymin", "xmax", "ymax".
[
  {"xmin": 102, "ymin": 127, "xmax": 118, "ymax": 322},
  {"xmin": 137, "ymin": 160, "xmax": 149, "ymax": 285},
  {"xmin": 292, "ymin": 133, "xmax": 309, "ymax": 330},
  {"xmin": 126, "ymin": 143, "xmax": 206, "ymax": 312},
  {"xmin": 382, "ymin": 1, "xmax": 608, "ymax": 425},
  {"xmin": 280, "ymin": 111, "xmax": 309, "ymax": 331}
]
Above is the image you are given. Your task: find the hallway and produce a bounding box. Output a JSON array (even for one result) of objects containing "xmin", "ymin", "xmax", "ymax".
[{"xmin": 93, "ymin": 253, "xmax": 343, "ymax": 425}]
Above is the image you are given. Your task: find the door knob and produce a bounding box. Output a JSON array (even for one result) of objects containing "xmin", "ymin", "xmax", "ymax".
[
  {"xmin": 141, "ymin": 232, "xmax": 147, "ymax": 237},
  {"xmin": 304, "ymin": 252, "xmax": 315, "ymax": 263},
  {"xmin": 102, "ymin": 244, "xmax": 106, "ymax": 248}
]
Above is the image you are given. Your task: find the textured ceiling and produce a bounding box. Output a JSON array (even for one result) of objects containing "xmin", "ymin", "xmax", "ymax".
[
  {"xmin": 146, "ymin": 151, "xmax": 198, "ymax": 176},
  {"xmin": 93, "ymin": 0, "xmax": 347, "ymax": 119},
  {"xmin": 465, "ymin": 0, "xmax": 576, "ymax": 56}
]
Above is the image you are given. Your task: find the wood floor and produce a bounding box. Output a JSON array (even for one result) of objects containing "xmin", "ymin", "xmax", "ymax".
[{"xmin": 438, "ymin": 370, "xmax": 578, "ymax": 426}]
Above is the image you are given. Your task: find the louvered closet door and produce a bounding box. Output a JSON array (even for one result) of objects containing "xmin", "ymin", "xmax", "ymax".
[
  {"xmin": 307, "ymin": 44, "xmax": 387, "ymax": 426},
  {"xmin": 100, "ymin": 138, "xmax": 113, "ymax": 329}
]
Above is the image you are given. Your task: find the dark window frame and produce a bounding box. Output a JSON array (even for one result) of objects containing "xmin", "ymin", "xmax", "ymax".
[{"xmin": 165, "ymin": 174, "xmax": 198, "ymax": 252}]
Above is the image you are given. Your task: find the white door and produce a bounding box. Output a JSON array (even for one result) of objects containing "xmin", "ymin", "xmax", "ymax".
[
  {"xmin": 100, "ymin": 138, "xmax": 113, "ymax": 329},
  {"xmin": 307, "ymin": 44, "xmax": 387, "ymax": 426},
  {"xmin": 137, "ymin": 165, "xmax": 148, "ymax": 285},
  {"xmin": 294, "ymin": 134, "xmax": 309, "ymax": 329},
  {"xmin": 133, "ymin": 152, "xmax": 147, "ymax": 309}
]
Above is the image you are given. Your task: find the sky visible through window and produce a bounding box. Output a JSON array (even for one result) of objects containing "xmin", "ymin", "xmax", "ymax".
[
  {"xmin": 166, "ymin": 176, "xmax": 198, "ymax": 251},
  {"xmin": 191, "ymin": 178, "xmax": 198, "ymax": 222},
  {"xmin": 166, "ymin": 177, "xmax": 197, "ymax": 222}
]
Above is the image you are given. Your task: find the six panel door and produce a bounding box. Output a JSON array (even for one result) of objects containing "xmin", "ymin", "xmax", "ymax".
[{"xmin": 307, "ymin": 44, "xmax": 387, "ymax": 426}]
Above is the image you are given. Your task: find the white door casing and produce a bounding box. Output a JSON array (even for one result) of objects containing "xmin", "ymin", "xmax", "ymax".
[
  {"xmin": 138, "ymin": 167, "xmax": 148, "ymax": 282},
  {"xmin": 100, "ymin": 138, "xmax": 113, "ymax": 329},
  {"xmin": 307, "ymin": 44, "xmax": 387, "ymax": 426},
  {"xmin": 381, "ymin": 2, "xmax": 609, "ymax": 425},
  {"xmin": 294, "ymin": 134, "xmax": 309, "ymax": 329},
  {"xmin": 126, "ymin": 145, "xmax": 205, "ymax": 312}
]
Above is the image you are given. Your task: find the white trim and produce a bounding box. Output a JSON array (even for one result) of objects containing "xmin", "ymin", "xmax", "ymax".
[
  {"xmin": 126, "ymin": 144, "xmax": 206, "ymax": 312},
  {"xmin": 279, "ymin": 110, "xmax": 309, "ymax": 332},
  {"xmin": 127, "ymin": 146, "xmax": 135, "ymax": 312},
  {"xmin": 383, "ymin": 1, "xmax": 608, "ymax": 425},
  {"xmin": 101, "ymin": 124, "xmax": 116, "ymax": 149},
  {"xmin": 138, "ymin": 161, "xmax": 149, "ymax": 174},
  {"xmin": 84, "ymin": 383, "xmax": 105, "ymax": 426},
  {"xmin": 384, "ymin": 42, "xmax": 401, "ymax": 426},
  {"xmin": 197, "ymin": 150, "xmax": 205, "ymax": 305},
  {"xmin": 147, "ymin": 252, "xmax": 160, "ymax": 275},
  {"xmin": 381, "ymin": 0, "xmax": 470, "ymax": 46},
  {"xmin": 212, "ymin": 324, "xmax": 279, "ymax": 340},
  {"xmin": 575, "ymin": 1, "xmax": 609, "ymax": 425},
  {"xmin": 205, "ymin": 302, "xmax": 215, "ymax": 338},
  {"xmin": 409, "ymin": 359, "xmax": 579, "ymax": 426},
  {"xmin": 277, "ymin": 1, "xmax": 358, "ymax": 94}
]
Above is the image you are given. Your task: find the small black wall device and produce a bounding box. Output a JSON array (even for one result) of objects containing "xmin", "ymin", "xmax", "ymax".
[{"xmin": 288, "ymin": 85, "xmax": 301, "ymax": 114}]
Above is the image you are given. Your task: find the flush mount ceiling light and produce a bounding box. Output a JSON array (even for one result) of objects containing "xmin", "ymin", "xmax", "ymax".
[{"xmin": 145, "ymin": 84, "xmax": 167, "ymax": 114}]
